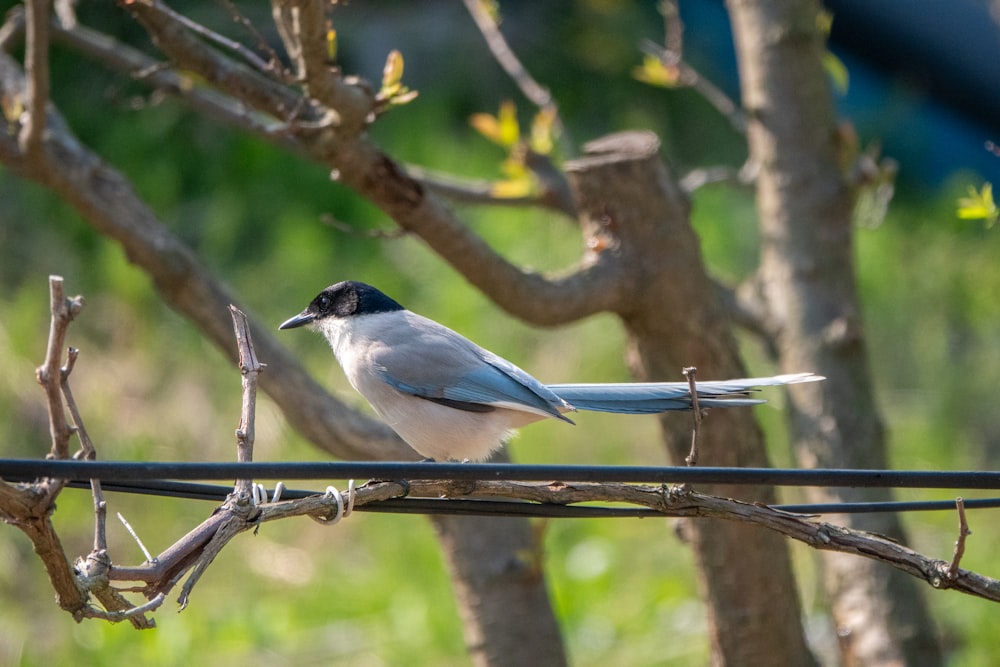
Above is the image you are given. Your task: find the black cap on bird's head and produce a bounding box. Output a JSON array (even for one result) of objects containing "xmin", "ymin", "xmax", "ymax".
[{"xmin": 279, "ymin": 281, "xmax": 405, "ymax": 330}]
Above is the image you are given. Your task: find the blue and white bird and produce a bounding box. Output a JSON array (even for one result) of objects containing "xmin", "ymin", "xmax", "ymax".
[{"xmin": 280, "ymin": 281, "xmax": 822, "ymax": 461}]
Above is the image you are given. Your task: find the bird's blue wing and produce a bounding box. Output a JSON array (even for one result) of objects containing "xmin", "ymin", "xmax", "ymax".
[{"xmin": 369, "ymin": 324, "xmax": 573, "ymax": 422}]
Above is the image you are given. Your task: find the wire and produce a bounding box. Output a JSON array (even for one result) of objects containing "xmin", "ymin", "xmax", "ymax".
[
  {"xmin": 3, "ymin": 458, "xmax": 1000, "ymax": 489},
  {"xmin": 43, "ymin": 478, "xmax": 1000, "ymax": 518}
]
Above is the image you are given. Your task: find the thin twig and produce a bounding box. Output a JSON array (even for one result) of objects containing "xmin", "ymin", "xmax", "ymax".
[
  {"xmin": 177, "ymin": 510, "xmax": 251, "ymax": 609},
  {"xmin": 19, "ymin": 0, "xmax": 50, "ymax": 154},
  {"xmin": 61, "ymin": 346, "xmax": 108, "ymax": 550},
  {"xmin": 61, "ymin": 348, "xmax": 94, "ymax": 459},
  {"xmin": 156, "ymin": 0, "xmax": 277, "ymax": 76},
  {"xmin": 269, "ymin": 0, "xmax": 371, "ymax": 133},
  {"xmin": 35, "ymin": 276, "xmax": 84, "ymax": 461},
  {"xmin": 216, "ymin": 0, "xmax": 290, "ymax": 80},
  {"xmin": 948, "ymin": 497, "xmax": 971, "ymax": 579},
  {"xmin": 229, "ymin": 305, "xmax": 263, "ymax": 496},
  {"xmin": 0, "ymin": 5, "xmax": 26, "ymax": 52},
  {"xmin": 62, "ymin": 347, "xmax": 107, "ymax": 551},
  {"xmin": 461, "ymin": 0, "xmax": 572, "ymax": 156},
  {"xmin": 641, "ymin": 40, "xmax": 747, "ymax": 135},
  {"xmin": 79, "ymin": 593, "xmax": 165, "ymax": 623},
  {"xmin": 683, "ymin": 366, "xmax": 701, "ymax": 466},
  {"xmin": 660, "ymin": 0, "xmax": 684, "ymax": 61},
  {"xmin": 51, "ymin": 20, "xmax": 292, "ymax": 138}
]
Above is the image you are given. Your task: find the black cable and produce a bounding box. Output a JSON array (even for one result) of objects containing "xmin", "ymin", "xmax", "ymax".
[
  {"xmin": 4, "ymin": 458, "xmax": 1000, "ymax": 489},
  {"xmin": 52, "ymin": 478, "xmax": 1000, "ymax": 518}
]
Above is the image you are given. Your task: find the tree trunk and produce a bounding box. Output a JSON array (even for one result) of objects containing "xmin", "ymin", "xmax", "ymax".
[
  {"xmin": 727, "ymin": 0, "xmax": 944, "ymax": 663},
  {"xmin": 565, "ymin": 131, "xmax": 816, "ymax": 666},
  {"xmin": 432, "ymin": 513, "xmax": 567, "ymax": 667}
]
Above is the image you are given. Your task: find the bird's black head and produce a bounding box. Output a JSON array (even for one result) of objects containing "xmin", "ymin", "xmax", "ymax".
[{"xmin": 279, "ymin": 281, "xmax": 404, "ymax": 329}]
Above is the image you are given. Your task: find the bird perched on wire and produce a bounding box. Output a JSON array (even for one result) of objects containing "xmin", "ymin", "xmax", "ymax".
[{"xmin": 280, "ymin": 281, "xmax": 823, "ymax": 461}]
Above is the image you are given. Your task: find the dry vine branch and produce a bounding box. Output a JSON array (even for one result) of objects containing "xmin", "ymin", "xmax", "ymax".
[
  {"xmin": 0, "ymin": 276, "xmax": 158, "ymax": 627},
  {"xmin": 237, "ymin": 477, "xmax": 1000, "ymax": 604}
]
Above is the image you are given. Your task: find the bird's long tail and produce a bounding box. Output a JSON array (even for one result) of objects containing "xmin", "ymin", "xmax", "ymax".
[{"xmin": 547, "ymin": 372, "xmax": 823, "ymax": 414}]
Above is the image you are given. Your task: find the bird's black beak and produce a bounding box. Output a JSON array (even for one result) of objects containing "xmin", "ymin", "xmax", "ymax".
[{"xmin": 279, "ymin": 310, "xmax": 315, "ymax": 330}]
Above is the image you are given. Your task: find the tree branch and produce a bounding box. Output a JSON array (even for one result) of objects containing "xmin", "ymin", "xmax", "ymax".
[
  {"xmin": 18, "ymin": 0, "xmax": 49, "ymax": 154},
  {"xmin": 35, "ymin": 276, "xmax": 83, "ymax": 461},
  {"xmin": 51, "ymin": 19, "xmax": 293, "ymax": 139},
  {"xmin": 111, "ymin": 0, "xmax": 619, "ymax": 326}
]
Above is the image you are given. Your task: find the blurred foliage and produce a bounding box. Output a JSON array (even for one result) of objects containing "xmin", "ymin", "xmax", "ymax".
[{"xmin": 1, "ymin": 1, "xmax": 999, "ymax": 665}]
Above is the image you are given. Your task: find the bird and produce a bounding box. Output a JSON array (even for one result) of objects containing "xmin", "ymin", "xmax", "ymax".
[{"xmin": 280, "ymin": 280, "xmax": 823, "ymax": 461}]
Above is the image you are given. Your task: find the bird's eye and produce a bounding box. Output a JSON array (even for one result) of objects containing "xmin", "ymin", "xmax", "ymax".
[{"xmin": 317, "ymin": 295, "xmax": 330, "ymax": 311}]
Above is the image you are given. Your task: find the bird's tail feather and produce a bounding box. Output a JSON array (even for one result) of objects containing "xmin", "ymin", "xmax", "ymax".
[{"xmin": 547, "ymin": 372, "xmax": 822, "ymax": 414}]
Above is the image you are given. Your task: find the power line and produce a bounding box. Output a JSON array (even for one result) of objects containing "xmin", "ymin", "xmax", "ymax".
[
  {"xmin": 3, "ymin": 458, "xmax": 1000, "ymax": 489},
  {"xmin": 48, "ymin": 478, "xmax": 1000, "ymax": 517}
]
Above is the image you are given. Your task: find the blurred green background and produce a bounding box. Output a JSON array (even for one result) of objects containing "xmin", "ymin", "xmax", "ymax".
[{"xmin": 1, "ymin": 1, "xmax": 999, "ymax": 665}]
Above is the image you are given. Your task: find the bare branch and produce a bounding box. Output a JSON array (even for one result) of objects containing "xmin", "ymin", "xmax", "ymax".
[
  {"xmin": 948, "ymin": 497, "xmax": 971, "ymax": 579},
  {"xmin": 659, "ymin": 0, "xmax": 684, "ymax": 57},
  {"xmin": 19, "ymin": 0, "xmax": 50, "ymax": 154},
  {"xmin": 122, "ymin": 0, "xmax": 307, "ymax": 122},
  {"xmin": 217, "ymin": 0, "xmax": 287, "ymax": 77},
  {"xmin": 153, "ymin": 0, "xmax": 278, "ymax": 76},
  {"xmin": 79, "ymin": 593, "xmax": 165, "ymax": 624},
  {"xmin": 642, "ymin": 4, "xmax": 747, "ymax": 136},
  {"xmin": 229, "ymin": 306, "xmax": 262, "ymax": 496},
  {"xmin": 177, "ymin": 509, "xmax": 251, "ymax": 609},
  {"xmin": 0, "ymin": 4, "xmax": 26, "ymax": 52},
  {"xmin": 59, "ymin": 346, "xmax": 110, "ymax": 553},
  {"xmin": 270, "ymin": 0, "xmax": 352, "ymax": 115},
  {"xmin": 35, "ymin": 276, "xmax": 84, "ymax": 461},
  {"xmin": 52, "ymin": 20, "xmax": 291, "ymax": 138}
]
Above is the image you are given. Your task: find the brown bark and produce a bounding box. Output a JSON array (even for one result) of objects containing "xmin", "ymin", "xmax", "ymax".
[
  {"xmin": 432, "ymin": 513, "xmax": 567, "ymax": 667},
  {"xmin": 727, "ymin": 0, "xmax": 943, "ymax": 663},
  {"xmin": 565, "ymin": 132, "xmax": 816, "ymax": 666}
]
